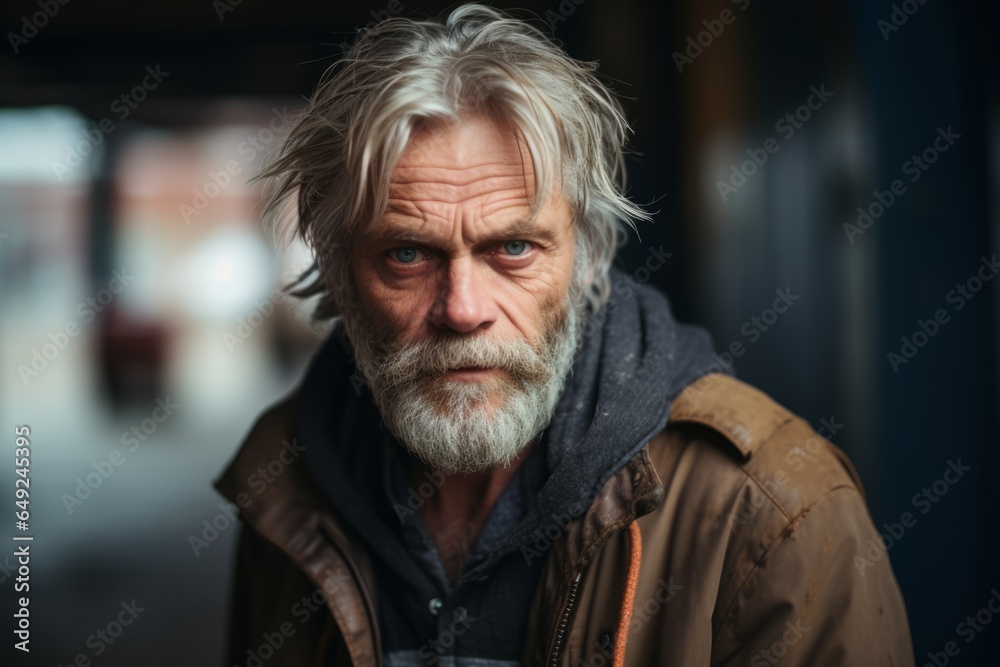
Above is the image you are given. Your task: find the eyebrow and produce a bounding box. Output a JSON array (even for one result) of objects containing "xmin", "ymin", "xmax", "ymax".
[{"xmin": 369, "ymin": 216, "xmax": 561, "ymax": 247}]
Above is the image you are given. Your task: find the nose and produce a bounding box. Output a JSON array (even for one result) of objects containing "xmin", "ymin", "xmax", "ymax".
[{"xmin": 427, "ymin": 255, "xmax": 499, "ymax": 334}]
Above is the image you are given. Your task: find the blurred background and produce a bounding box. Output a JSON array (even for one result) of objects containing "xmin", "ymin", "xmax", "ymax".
[{"xmin": 0, "ymin": 0, "xmax": 996, "ymax": 664}]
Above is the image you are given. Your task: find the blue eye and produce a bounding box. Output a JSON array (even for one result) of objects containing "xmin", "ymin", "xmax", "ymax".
[
  {"xmin": 391, "ymin": 247, "xmax": 419, "ymax": 263},
  {"xmin": 504, "ymin": 240, "xmax": 528, "ymax": 256}
]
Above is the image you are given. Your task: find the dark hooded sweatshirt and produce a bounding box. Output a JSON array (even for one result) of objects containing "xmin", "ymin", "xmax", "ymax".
[{"xmin": 292, "ymin": 267, "xmax": 726, "ymax": 666}]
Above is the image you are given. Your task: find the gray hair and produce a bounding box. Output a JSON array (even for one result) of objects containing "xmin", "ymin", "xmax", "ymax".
[{"xmin": 258, "ymin": 3, "xmax": 651, "ymax": 321}]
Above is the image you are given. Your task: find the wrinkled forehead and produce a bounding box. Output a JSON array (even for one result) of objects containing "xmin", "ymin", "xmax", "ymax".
[{"xmin": 390, "ymin": 112, "xmax": 537, "ymax": 193}]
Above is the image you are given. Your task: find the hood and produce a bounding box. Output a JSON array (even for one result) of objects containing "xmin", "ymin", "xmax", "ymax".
[{"xmin": 293, "ymin": 266, "xmax": 726, "ymax": 585}]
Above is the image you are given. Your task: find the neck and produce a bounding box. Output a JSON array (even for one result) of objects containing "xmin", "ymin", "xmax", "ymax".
[{"xmin": 411, "ymin": 440, "xmax": 536, "ymax": 585}]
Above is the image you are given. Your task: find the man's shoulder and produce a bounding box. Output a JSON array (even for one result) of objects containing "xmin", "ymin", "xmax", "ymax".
[
  {"xmin": 639, "ymin": 374, "xmax": 913, "ymax": 660},
  {"xmin": 652, "ymin": 373, "xmax": 865, "ymax": 525},
  {"xmin": 213, "ymin": 393, "xmax": 301, "ymax": 506}
]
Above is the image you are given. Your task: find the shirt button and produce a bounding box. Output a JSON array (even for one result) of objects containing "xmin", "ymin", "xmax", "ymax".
[{"xmin": 428, "ymin": 598, "xmax": 443, "ymax": 616}]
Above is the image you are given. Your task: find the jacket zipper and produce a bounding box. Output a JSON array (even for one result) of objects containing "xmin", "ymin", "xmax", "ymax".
[
  {"xmin": 546, "ymin": 497, "xmax": 650, "ymax": 667},
  {"xmin": 549, "ymin": 572, "xmax": 582, "ymax": 666}
]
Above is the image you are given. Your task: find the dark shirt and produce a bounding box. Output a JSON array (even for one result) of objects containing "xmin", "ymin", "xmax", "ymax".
[{"xmin": 373, "ymin": 427, "xmax": 552, "ymax": 666}]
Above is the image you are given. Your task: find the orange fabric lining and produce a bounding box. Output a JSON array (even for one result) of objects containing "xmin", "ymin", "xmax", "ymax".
[{"xmin": 613, "ymin": 521, "xmax": 642, "ymax": 667}]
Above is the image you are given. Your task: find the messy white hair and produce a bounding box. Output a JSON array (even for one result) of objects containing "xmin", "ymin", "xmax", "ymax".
[{"xmin": 258, "ymin": 2, "xmax": 651, "ymax": 321}]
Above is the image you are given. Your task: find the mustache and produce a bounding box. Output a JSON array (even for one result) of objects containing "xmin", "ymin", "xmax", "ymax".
[{"xmin": 372, "ymin": 334, "xmax": 552, "ymax": 391}]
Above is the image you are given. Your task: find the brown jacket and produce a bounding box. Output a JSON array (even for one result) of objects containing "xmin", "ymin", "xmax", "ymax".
[{"xmin": 215, "ymin": 373, "xmax": 915, "ymax": 666}]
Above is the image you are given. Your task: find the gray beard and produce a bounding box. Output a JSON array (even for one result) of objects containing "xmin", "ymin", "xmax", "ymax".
[{"xmin": 340, "ymin": 281, "xmax": 586, "ymax": 474}]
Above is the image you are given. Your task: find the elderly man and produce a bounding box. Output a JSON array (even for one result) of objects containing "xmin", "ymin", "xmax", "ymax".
[{"xmin": 215, "ymin": 4, "xmax": 914, "ymax": 666}]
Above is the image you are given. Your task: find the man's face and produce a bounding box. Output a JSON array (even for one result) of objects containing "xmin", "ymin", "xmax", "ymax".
[{"xmin": 342, "ymin": 111, "xmax": 585, "ymax": 474}]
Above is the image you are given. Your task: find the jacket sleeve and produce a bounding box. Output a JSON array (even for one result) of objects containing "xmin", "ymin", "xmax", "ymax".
[
  {"xmin": 222, "ymin": 522, "xmax": 343, "ymax": 666},
  {"xmin": 712, "ymin": 486, "xmax": 915, "ymax": 667}
]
